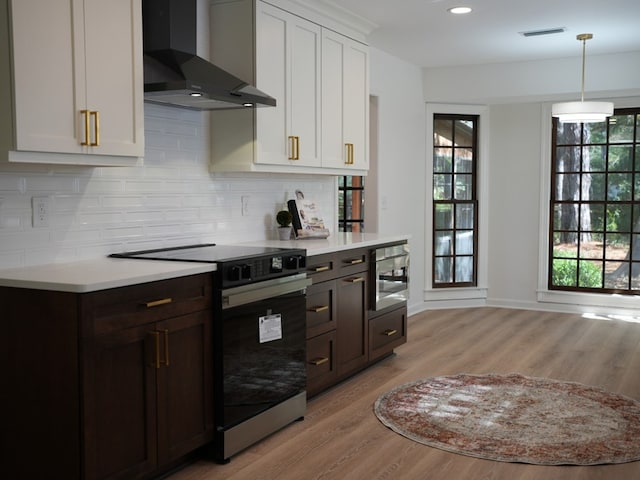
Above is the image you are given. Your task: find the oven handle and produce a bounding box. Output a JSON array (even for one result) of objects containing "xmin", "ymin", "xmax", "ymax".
[{"xmin": 221, "ymin": 274, "xmax": 312, "ymax": 309}]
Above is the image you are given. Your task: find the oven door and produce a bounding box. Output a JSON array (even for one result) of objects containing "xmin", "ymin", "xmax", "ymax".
[{"xmin": 217, "ymin": 274, "xmax": 311, "ymax": 429}]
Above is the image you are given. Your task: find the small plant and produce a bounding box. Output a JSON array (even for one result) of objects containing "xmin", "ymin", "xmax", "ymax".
[{"xmin": 276, "ymin": 210, "xmax": 292, "ymax": 227}]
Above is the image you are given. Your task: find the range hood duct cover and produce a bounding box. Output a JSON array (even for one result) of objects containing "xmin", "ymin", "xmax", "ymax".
[{"xmin": 142, "ymin": 0, "xmax": 276, "ymax": 110}]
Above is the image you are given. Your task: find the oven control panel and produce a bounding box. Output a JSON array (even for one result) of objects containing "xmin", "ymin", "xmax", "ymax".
[{"xmin": 222, "ymin": 252, "xmax": 306, "ymax": 287}]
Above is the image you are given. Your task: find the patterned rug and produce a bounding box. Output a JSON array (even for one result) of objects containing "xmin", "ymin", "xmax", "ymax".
[{"xmin": 374, "ymin": 373, "xmax": 640, "ymax": 465}]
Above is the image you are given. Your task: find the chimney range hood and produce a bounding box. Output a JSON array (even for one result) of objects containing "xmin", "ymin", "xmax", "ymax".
[{"xmin": 142, "ymin": 0, "xmax": 276, "ymax": 110}]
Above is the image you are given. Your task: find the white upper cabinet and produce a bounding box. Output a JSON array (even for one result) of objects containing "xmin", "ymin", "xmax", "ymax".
[
  {"xmin": 255, "ymin": 2, "xmax": 321, "ymax": 167},
  {"xmin": 209, "ymin": 0, "xmax": 369, "ymax": 175},
  {"xmin": 322, "ymin": 29, "xmax": 369, "ymax": 172},
  {"xmin": 0, "ymin": 0, "xmax": 144, "ymax": 165}
]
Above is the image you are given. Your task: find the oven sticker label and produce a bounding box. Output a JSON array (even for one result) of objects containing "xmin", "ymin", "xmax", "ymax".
[{"xmin": 259, "ymin": 314, "xmax": 282, "ymax": 343}]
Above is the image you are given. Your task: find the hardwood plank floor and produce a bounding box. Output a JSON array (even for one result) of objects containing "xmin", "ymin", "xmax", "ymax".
[{"xmin": 167, "ymin": 307, "xmax": 640, "ymax": 480}]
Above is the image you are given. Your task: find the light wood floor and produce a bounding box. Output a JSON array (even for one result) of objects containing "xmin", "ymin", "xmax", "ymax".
[{"xmin": 168, "ymin": 307, "xmax": 640, "ymax": 480}]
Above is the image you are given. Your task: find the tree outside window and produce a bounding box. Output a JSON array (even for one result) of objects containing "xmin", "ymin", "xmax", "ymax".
[{"xmin": 549, "ymin": 108, "xmax": 640, "ymax": 293}]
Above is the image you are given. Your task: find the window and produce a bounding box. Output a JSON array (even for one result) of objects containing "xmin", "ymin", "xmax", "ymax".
[
  {"xmin": 338, "ymin": 176, "xmax": 364, "ymax": 232},
  {"xmin": 549, "ymin": 108, "xmax": 640, "ymax": 294},
  {"xmin": 432, "ymin": 114, "xmax": 478, "ymax": 287}
]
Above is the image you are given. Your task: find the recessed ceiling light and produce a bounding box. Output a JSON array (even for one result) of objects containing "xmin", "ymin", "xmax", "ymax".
[{"xmin": 448, "ymin": 6, "xmax": 472, "ymax": 14}]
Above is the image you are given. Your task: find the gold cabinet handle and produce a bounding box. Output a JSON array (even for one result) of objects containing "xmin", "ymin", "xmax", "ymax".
[
  {"xmin": 162, "ymin": 329, "xmax": 170, "ymax": 367},
  {"xmin": 347, "ymin": 276, "xmax": 365, "ymax": 284},
  {"xmin": 345, "ymin": 258, "xmax": 363, "ymax": 265},
  {"xmin": 382, "ymin": 329, "xmax": 398, "ymax": 337},
  {"xmin": 90, "ymin": 110, "xmax": 100, "ymax": 146},
  {"xmin": 309, "ymin": 305, "xmax": 329, "ymax": 313},
  {"xmin": 288, "ymin": 136, "xmax": 300, "ymax": 160},
  {"xmin": 345, "ymin": 143, "xmax": 354, "ymax": 164},
  {"xmin": 308, "ymin": 357, "xmax": 329, "ymax": 366},
  {"xmin": 151, "ymin": 331, "xmax": 161, "ymax": 369},
  {"xmin": 81, "ymin": 110, "xmax": 90, "ymax": 146},
  {"xmin": 312, "ymin": 265, "xmax": 330, "ymax": 272},
  {"xmin": 144, "ymin": 298, "xmax": 173, "ymax": 308}
]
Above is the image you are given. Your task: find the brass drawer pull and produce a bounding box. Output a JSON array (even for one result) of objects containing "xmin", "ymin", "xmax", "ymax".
[
  {"xmin": 382, "ymin": 329, "xmax": 398, "ymax": 337},
  {"xmin": 145, "ymin": 297, "xmax": 173, "ymax": 308},
  {"xmin": 312, "ymin": 265, "xmax": 330, "ymax": 272},
  {"xmin": 309, "ymin": 357, "xmax": 329, "ymax": 366},
  {"xmin": 309, "ymin": 305, "xmax": 329, "ymax": 313},
  {"xmin": 346, "ymin": 258, "xmax": 363, "ymax": 265},
  {"xmin": 347, "ymin": 277, "xmax": 365, "ymax": 284}
]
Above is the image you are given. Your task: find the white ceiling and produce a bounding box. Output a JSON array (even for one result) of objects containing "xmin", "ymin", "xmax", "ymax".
[{"xmin": 323, "ymin": 0, "xmax": 640, "ymax": 68}]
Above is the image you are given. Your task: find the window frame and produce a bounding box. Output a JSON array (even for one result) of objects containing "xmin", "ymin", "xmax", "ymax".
[
  {"xmin": 338, "ymin": 176, "xmax": 365, "ymax": 232},
  {"xmin": 548, "ymin": 107, "xmax": 640, "ymax": 296},
  {"xmin": 432, "ymin": 113, "xmax": 479, "ymax": 288}
]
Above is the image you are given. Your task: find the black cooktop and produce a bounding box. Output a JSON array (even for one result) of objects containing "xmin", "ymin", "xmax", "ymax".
[{"xmin": 110, "ymin": 243, "xmax": 302, "ymax": 263}]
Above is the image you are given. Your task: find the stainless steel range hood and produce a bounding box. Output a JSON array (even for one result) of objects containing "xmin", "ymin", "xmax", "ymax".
[{"xmin": 143, "ymin": 0, "xmax": 276, "ymax": 110}]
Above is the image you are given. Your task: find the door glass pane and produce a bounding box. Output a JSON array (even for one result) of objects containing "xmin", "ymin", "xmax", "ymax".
[{"xmin": 434, "ymin": 119, "xmax": 453, "ymax": 146}]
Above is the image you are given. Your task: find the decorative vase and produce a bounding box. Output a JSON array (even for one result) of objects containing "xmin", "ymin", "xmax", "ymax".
[{"xmin": 278, "ymin": 226, "xmax": 292, "ymax": 240}]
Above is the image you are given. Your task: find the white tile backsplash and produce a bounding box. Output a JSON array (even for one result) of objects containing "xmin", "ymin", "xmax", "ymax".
[{"xmin": 0, "ymin": 104, "xmax": 337, "ymax": 268}]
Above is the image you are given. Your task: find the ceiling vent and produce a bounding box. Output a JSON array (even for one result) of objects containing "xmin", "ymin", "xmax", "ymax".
[{"xmin": 520, "ymin": 27, "xmax": 566, "ymax": 37}]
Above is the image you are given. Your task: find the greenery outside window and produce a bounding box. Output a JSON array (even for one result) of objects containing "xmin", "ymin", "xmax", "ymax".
[
  {"xmin": 549, "ymin": 108, "xmax": 640, "ymax": 294},
  {"xmin": 433, "ymin": 114, "xmax": 478, "ymax": 287},
  {"xmin": 339, "ymin": 176, "xmax": 364, "ymax": 232}
]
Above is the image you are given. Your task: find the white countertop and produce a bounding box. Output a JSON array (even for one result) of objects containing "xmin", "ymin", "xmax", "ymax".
[
  {"xmin": 0, "ymin": 233, "xmax": 408, "ymax": 293},
  {"xmin": 242, "ymin": 232, "xmax": 410, "ymax": 256},
  {"xmin": 0, "ymin": 258, "xmax": 216, "ymax": 293}
]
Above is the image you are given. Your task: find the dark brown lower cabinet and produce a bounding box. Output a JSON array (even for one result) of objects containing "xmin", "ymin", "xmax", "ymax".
[
  {"xmin": 369, "ymin": 305, "xmax": 407, "ymax": 361},
  {"xmin": 305, "ymin": 246, "xmax": 407, "ymax": 398},
  {"xmin": 82, "ymin": 311, "xmax": 213, "ymax": 480},
  {"xmin": 335, "ymin": 272, "xmax": 368, "ymax": 375},
  {"xmin": 2, "ymin": 273, "xmax": 213, "ymax": 480}
]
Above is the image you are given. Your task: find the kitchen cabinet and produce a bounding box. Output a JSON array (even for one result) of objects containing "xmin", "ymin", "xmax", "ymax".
[
  {"xmin": 255, "ymin": 1, "xmax": 322, "ymax": 167},
  {"xmin": 0, "ymin": 0, "xmax": 144, "ymax": 166},
  {"xmin": 305, "ymin": 277, "xmax": 338, "ymax": 396},
  {"xmin": 305, "ymin": 248, "xmax": 369, "ymax": 395},
  {"xmin": 369, "ymin": 305, "xmax": 407, "ymax": 361},
  {"xmin": 2, "ymin": 273, "xmax": 212, "ymax": 480},
  {"xmin": 322, "ymin": 29, "xmax": 369, "ymax": 171},
  {"xmin": 209, "ymin": 0, "xmax": 369, "ymax": 175}
]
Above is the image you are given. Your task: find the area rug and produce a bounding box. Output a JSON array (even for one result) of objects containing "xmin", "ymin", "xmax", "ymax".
[{"xmin": 373, "ymin": 373, "xmax": 640, "ymax": 465}]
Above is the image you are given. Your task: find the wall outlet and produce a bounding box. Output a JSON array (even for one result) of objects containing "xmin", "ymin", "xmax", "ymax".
[
  {"xmin": 241, "ymin": 195, "xmax": 250, "ymax": 216},
  {"xmin": 32, "ymin": 196, "xmax": 50, "ymax": 228}
]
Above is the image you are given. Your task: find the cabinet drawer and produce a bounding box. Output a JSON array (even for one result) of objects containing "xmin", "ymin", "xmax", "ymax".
[
  {"xmin": 306, "ymin": 280, "xmax": 336, "ymax": 338},
  {"xmin": 305, "ymin": 253, "xmax": 337, "ymax": 283},
  {"xmin": 336, "ymin": 248, "xmax": 369, "ymax": 276},
  {"xmin": 369, "ymin": 306, "xmax": 407, "ymax": 361},
  {"xmin": 82, "ymin": 274, "xmax": 212, "ymax": 337},
  {"xmin": 306, "ymin": 330, "xmax": 337, "ymax": 397}
]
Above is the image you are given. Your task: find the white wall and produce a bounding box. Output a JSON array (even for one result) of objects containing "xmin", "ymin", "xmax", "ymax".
[
  {"xmin": 369, "ymin": 47, "xmax": 427, "ymax": 314},
  {"xmin": 422, "ymin": 51, "xmax": 640, "ymax": 314},
  {"xmin": 0, "ymin": 104, "xmax": 335, "ymax": 268}
]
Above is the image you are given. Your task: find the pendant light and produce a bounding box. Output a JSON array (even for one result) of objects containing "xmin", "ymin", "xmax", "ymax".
[{"xmin": 552, "ymin": 33, "xmax": 613, "ymax": 123}]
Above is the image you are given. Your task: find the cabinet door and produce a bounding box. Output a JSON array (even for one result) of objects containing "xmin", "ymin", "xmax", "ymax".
[
  {"xmin": 306, "ymin": 279, "xmax": 337, "ymax": 338},
  {"xmin": 156, "ymin": 311, "xmax": 214, "ymax": 463},
  {"xmin": 288, "ymin": 14, "xmax": 321, "ymax": 166},
  {"xmin": 83, "ymin": 0, "xmax": 144, "ymax": 157},
  {"xmin": 321, "ymin": 30, "xmax": 369, "ymax": 171},
  {"xmin": 307, "ymin": 330, "xmax": 337, "ymax": 397},
  {"xmin": 10, "ymin": 0, "xmax": 84, "ymax": 154},
  {"xmin": 256, "ymin": 2, "xmax": 320, "ymax": 167},
  {"xmin": 336, "ymin": 273, "xmax": 368, "ymax": 375},
  {"xmin": 83, "ymin": 323, "xmax": 158, "ymax": 480},
  {"xmin": 9, "ymin": 0, "xmax": 143, "ymax": 160},
  {"xmin": 343, "ymin": 38, "xmax": 369, "ymax": 170}
]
